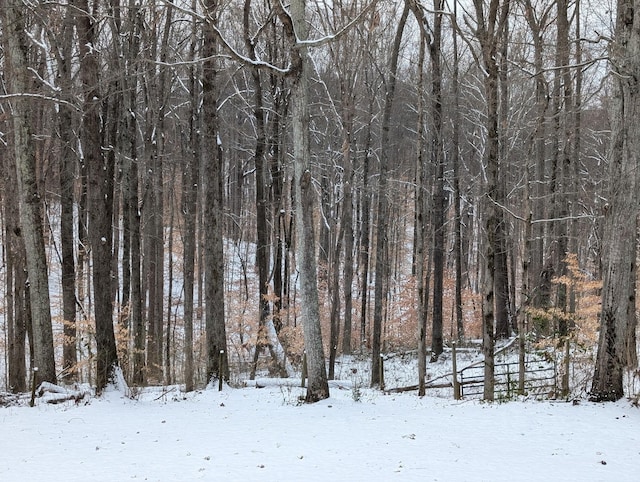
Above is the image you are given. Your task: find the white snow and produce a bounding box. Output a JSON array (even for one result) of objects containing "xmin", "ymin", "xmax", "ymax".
[{"xmin": 1, "ymin": 381, "xmax": 639, "ymax": 482}]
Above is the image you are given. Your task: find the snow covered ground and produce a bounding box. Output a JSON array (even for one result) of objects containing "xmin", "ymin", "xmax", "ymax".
[{"xmin": 1, "ymin": 379, "xmax": 639, "ymax": 482}]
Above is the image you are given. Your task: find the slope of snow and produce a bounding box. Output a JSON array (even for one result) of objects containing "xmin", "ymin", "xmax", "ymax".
[{"xmin": 1, "ymin": 382, "xmax": 638, "ymax": 482}]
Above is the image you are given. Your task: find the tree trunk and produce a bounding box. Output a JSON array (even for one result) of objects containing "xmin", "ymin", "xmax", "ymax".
[
  {"xmin": 182, "ymin": 0, "xmax": 200, "ymax": 392},
  {"xmin": 58, "ymin": 3, "xmax": 78, "ymax": 382},
  {"xmin": 269, "ymin": 83, "xmax": 287, "ymax": 334},
  {"xmin": 118, "ymin": 4, "xmax": 145, "ymax": 386},
  {"xmin": 286, "ymin": 0, "xmax": 330, "ymax": 402},
  {"xmin": 2, "ymin": 0, "xmax": 57, "ymax": 386},
  {"xmin": 590, "ymin": 0, "xmax": 640, "ymax": 401},
  {"xmin": 359, "ymin": 108, "xmax": 373, "ymax": 352},
  {"xmin": 371, "ymin": 2, "xmax": 409, "ymax": 387},
  {"xmin": 452, "ymin": 0, "xmax": 464, "ymax": 341},
  {"xmin": 3, "ymin": 139, "xmax": 28, "ymax": 393},
  {"xmin": 430, "ymin": 1, "xmax": 445, "ymax": 359},
  {"xmin": 328, "ymin": 217, "xmax": 345, "ymax": 380},
  {"xmin": 244, "ymin": 1, "xmax": 290, "ymax": 378},
  {"xmin": 341, "ymin": 106, "xmax": 355, "ymax": 356},
  {"xmin": 73, "ymin": 0, "xmax": 119, "ymax": 392},
  {"xmin": 472, "ymin": 0, "xmax": 511, "ymax": 401},
  {"xmin": 415, "ymin": 24, "xmax": 428, "ymax": 396},
  {"xmin": 203, "ymin": 0, "xmax": 229, "ymax": 384},
  {"xmin": 495, "ymin": 14, "xmax": 510, "ymax": 340},
  {"xmin": 522, "ymin": 0, "xmax": 549, "ymax": 311}
]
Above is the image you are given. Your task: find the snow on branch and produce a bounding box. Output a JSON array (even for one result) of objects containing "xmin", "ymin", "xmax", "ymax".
[
  {"xmin": 0, "ymin": 93, "xmax": 80, "ymax": 111},
  {"xmin": 157, "ymin": 0, "xmax": 292, "ymax": 74},
  {"xmin": 292, "ymin": 0, "xmax": 381, "ymax": 49},
  {"xmin": 488, "ymin": 195, "xmax": 601, "ymax": 224},
  {"xmin": 159, "ymin": 0, "xmax": 380, "ymax": 74}
]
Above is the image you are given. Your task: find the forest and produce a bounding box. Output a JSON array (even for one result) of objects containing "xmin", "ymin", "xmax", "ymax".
[{"xmin": 0, "ymin": 0, "xmax": 638, "ymax": 404}]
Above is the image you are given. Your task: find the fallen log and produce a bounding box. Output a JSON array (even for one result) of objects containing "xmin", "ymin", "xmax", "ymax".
[{"xmin": 37, "ymin": 382, "xmax": 91, "ymax": 405}]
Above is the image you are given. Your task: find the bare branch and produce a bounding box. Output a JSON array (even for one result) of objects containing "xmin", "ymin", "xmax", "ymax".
[
  {"xmin": 488, "ymin": 195, "xmax": 600, "ymax": 224},
  {"xmin": 0, "ymin": 93, "xmax": 81, "ymax": 111}
]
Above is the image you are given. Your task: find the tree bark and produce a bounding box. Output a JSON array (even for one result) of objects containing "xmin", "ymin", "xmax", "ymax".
[
  {"xmin": 452, "ymin": 0, "xmax": 464, "ymax": 341},
  {"xmin": 3, "ymin": 134, "xmax": 28, "ymax": 393},
  {"xmin": 287, "ymin": 0, "xmax": 330, "ymax": 402},
  {"xmin": 522, "ymin": 0, "xmax": 549, "ymax": 311},
  {"xmin": 430, "ymin": 0, "xmax": 445, "ymax": 359},
  {"xmin": 359, "ymin": 106, "xmax": 373, "ymax": 352},
  {"xmin": 2, "ymin": 0, "xmax": 57, "ymax": 386},
  {"xmin": 243, "ymin": 0, "xmax": 290, "ymax": 379},
  {"xmin": 495, "ymin": 13, "xmax": 510, "ymax": 339},
  {"xmin": 415, "ymin": 25, "xmax": 428, "ymax": 396},
  {"xmin": 182, "ymin": 0, "xmax": 200, "ymax": 392},
  {"xmin": 590, "ymin": 0, "xmax": 640, "ymax": 401},
  {"xmin": 73, "ymin": 0, "xmax": 119, "ymax": 392},
  {"xmin": 57, "ymin": 2, "xmax": 78, "ymax": 382},
  {"xmin": 472, "ymin": 0, "xmax": 511, "ymax": 401},
  {"xmin": 371, "ymin": 2, "xmax": 409, "ymax": 387},
  {"xmin": 341, "ymin": 111, "xmax": 355, "ymax": 356},
  {"xmin": 203, "ymin": 0, "xmax": 229, "ymax": 383}
]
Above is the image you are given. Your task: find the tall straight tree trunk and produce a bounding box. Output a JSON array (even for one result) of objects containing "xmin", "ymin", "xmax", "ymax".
[
  {"xmin": 120, "ymin": 4, "xmax": 145, "ymax": 386},
  {"xmin": 129, "ymin": 137, "xmax": 144, "ymax": 386},
  {"xmin": 590, "ymin": 0, "xmax": 640, "ymax": 401},
  {"xmin": 341, "ymin": 94, "xmax": 356, "ymax": 355},
  {"xmin": 328, "ymin": 216, "xmax": 345, "ymax": 380},
  {"xmin": 143, "ymin": 1, "xmax": 173, "ymax": 383},
  {"xmin": 359, "ymin": 104, "xmax": 373, "ymax": 352},
  {"xmin": 415, "ymin": 25, "xmax": 428, "ymax": 395},
  {"xmin": 203, "ymin": 0, "xmax": 229, "ymax": 383},
  {"xmin": 2, "ymin": 0, "xmax": 57, "ymax": 385},
  {"xmin": 182, "ymin": 0, "xmax": 200, "ymax": 392},
  {"xmin": 371, "ymin": 2, "xmax": 409, "ymax": 387},
  {"xmin": 268, "ymin": 77, "xmax": 288, "ymax": 333},
  {"xmin": 430, "ymin": 0, "xmax": 445, "ymax": 359},
  {"xmin": 571, "ymin": 0, "xmax": 583, "ymax": 260},
  {"xmin": 284, "ymin": 0, "xmax": 330, "ymax": 402},
  {"xmin": 473, "ymin": 0, "xmax": 511, "ymax": 401},
  {"xmin": 542, "ymin": 0, "xmax": 573, "ymax": 336},
  {"xmin": 58, "ymin": 3, "xmax": 78, "ymax": 381},
  {"xmin": 494, "ymin": 14, "xmax": 510, "ymax": 339},
  {"xmin": 555, "ymin": 0, "xmax": 573, "ymax": 335},
  {"xmin": 452, "ymin": 0, "xmax": 464, "ymax": 341},
  {"xmin": 523, "ymin": 0, "xmax": 549, "ymax": 310},
  {"xmin": 165, "ymin": 182, "xmax": 175, "ymax": 385},
  {"xmin": 3, "ymin": 133, "xmax": 28, "ymax": 393},
  {"xmin": 73, "ymin": 0, "xmax": 119, "ymax": 391},
  {"xmin": 410, "ymin": 0, "xmax": 445, "ymax": 361},
  {"xmin": 244, "ymin": 1, "xmax": 289, "ymax": 378}
]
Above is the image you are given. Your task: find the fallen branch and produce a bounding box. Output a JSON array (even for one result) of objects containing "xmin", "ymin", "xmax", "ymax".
[{"xmin": 0, "ymin": 392, "xmax": 20, "ymax": 407}]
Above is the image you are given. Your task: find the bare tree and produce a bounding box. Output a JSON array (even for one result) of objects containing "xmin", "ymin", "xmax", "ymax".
[
  {"xmin": 119, "ymin": 3, "xmax": 145, "ymax": 386},
  {"xmin": 414, "ymin": 15, "xmax": 429, "ymax": 395},
  {"xmin": 2, "ymin": 113, "xmax": 28, "ymax": 393},
  {"xmin": 72, "ymin": 0, "xmax": 119, "ymax": 391},
  {"xmin": 286, "ymin": 0, "xmax": 330, "ymax": 401},
  {"xmin": 471, "ymin": 0, "xmax": 511, "ymax": 401},
  {"xmin": 182, "ymin": 0, "xmax": 201, "ymax": 392},
  {"xmin": 203, "ymin": 0, "xmax": 230, "ymax": 383},
  {"xmin": 1, "ymin": 0, "xmax": 57, "ymax": 386},
  {"xmin": 243, "ymin": 0, "xmax": 289, "ymax": 379},
  {"xmin": 451, "ymin": 0, "xmax": 464, "ymax": 341},
  {"xmin": 590, "ymin": 0, "xmax": 640, "ymax": 401},
  {"xmin": 371, "ymin": 1, "xmax": 410, "ymax": 387},
  {"xmin": 55, "ymin": 1, "xmax": 78, "ymax": 382},
  {"xmin": 409, "ymin": 0, "xmax": 445, "ymax": 360}
]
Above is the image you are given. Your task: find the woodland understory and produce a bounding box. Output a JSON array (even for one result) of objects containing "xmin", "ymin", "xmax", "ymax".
[{"xmin": 1, "ymin": 0, "xmax": 639, "ymax": 403}]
